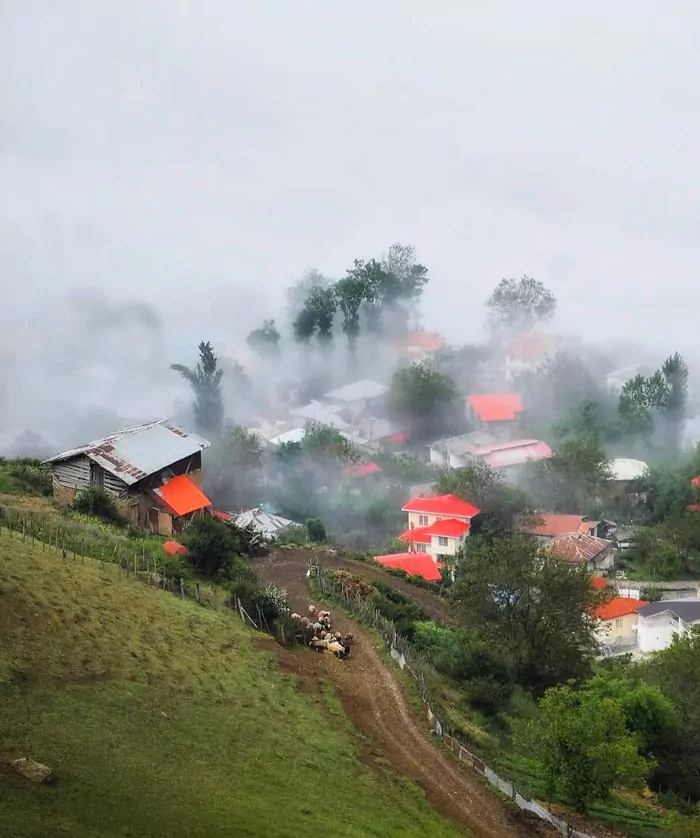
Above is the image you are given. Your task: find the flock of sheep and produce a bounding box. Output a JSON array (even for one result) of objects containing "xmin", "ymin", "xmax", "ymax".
[{"xmin": 290, "ymin": 605, "xmax": 353, "ymax": 659}]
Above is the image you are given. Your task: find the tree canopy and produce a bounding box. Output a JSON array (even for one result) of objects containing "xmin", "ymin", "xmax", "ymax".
[
  {"xmin": 247, "ymin": 319, "xmax": 280, "ymax": 358},
  {"xmin": 389, "ymin": 361, "xmax": 456, "ymax": 439},
  {"xmin": 171, "ymin": 341, "xmax": 224, "ymax": 438},
  {"xmin": 486, "ymin": 275, "xmax": 556, "ymax": 332}
]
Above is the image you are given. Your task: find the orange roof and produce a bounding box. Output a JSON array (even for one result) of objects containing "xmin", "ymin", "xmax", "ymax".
[
  {"xmin": 399, "ymin": 517, "xmax": 471, "ymax": 543},
  {"xmin": 153, "ymin": 475, "xmax": 212, "ymax": 517},
  {"xmin": 594, "ymin": 597, "xmax": 648, "ymax": 621},
  {"xmin": 548, "ymin": 532, "xmax": 612, "ymax": 564},
  {"xmin": 504, "ymin": 332, "xmax": 555, "ymax": 361},
  {"xmin": 163, "ymin": 540, "xmax": 188, "ymax": 556},
  {"xmin": 342, "ymin": 462, "xmax": 383, "ymax": 478},
  {"xmin": 591, "ymin": 576, "xmax": 608, "ymax": 591},
  {"xmin": 692, "ymin": 476, "xmax": 700, "ymax": 487},
  {"xmin": 374, "ymin": 552, "xmax": 442, "ymax": 582},
  {"xmin": 403, "ymin": 331, "xmax": 445, "ymax": 353},
  {"xmin": 468, "ymin": 393, "xmax": 523, "ymax": 423},
  {"xmin": 520, "ymin": 514, "xmax": 587, "ymax": 537},
  {"xmin": 402, "ymin": 494, "xmax": 480, "ymax": 519}
]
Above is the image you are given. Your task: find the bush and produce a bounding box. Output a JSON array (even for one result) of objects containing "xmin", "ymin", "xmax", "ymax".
[
  {"xmin": 181, "ymin": 514, "xmax": 249, "ymax": 579},
  {"xmin": 371, "ymin": 581, "xmax": 430, "ymax": 640},
  {"xmin": 306, "ymin": 518, "xmax": 327, "ymax": 543},
  {"xmin": 71, "ymin": 487, "xmax": 125, "ymax": 525},
  {"xmin": 230, "ymin": 580, "xmax": 290, "ymax": 627},
  {"xmin": 0, "ymin": 459, "xmax": 53, "ymax": 496}
]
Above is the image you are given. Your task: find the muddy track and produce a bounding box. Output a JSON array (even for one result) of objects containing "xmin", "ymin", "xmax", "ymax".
[{"xmin": 257, "ymin": 548, "xmax": 555, "ymax": 838}]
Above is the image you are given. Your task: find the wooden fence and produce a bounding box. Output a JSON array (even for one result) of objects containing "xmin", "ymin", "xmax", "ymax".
[{"xmin": 310, "ymin": 559, "xmax": 599, "ymax": 838}]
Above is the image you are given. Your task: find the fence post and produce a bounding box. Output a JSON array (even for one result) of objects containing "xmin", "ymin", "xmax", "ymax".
[
  {"xmin": 195, "ymin": 582, "xmax": 201, "ymax": 603},
  {"xmin": 179, "ymin": 577, "xmax": 185, "ymax": 599}
]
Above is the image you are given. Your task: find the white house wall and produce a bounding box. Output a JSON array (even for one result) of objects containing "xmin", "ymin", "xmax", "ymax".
[{"xmin": 637, "ymin": 613, "xmax": 683, "ymax": 653}]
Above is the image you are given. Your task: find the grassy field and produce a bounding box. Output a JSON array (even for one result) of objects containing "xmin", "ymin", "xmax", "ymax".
[{"xmin": 0, "ymin": 530, "xmax": 467, "ymax": 838}]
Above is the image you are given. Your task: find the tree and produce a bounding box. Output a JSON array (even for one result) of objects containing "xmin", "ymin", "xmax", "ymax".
[
  {"xmin": 520, "ymin": 683, "xmax": 651, "ymax": 812},
  {"xmin": 436, "ymin": 461, "xmax": 534, "ymax": 539},
  {"xmin": 452, "ymin": 535, "xmax": 602, "ymax": 692},
  {"xmin": 285, "ymin": 268, "xmax": 331, "ymax": 322},
  {"xmin": 292, "ymin": 286, "xmax": 337, "ymax": 346},
  {"xmin": 247, "ymin": 319, "xmax": 280, "ymax": 359},
  {"xmin": 334, "ymin": 272, "xmax": 374, "ymax": 350},
  {"xmin": 301, "ymin": 422, "xmax": 360, "ymax": 466},
  {"xmin": 381, "ymin": 243, "xmax": 429, "ymax": 301},
  {"xmin": 204, "ymin": 425, "xmax": 263, "ymax": 513},
  {"xmin": 486, "ymin": 275, "xmax": 556, "ymax": 332},
  {"xmin": 661, "ymin": 352, "xmax": 689, "ymax": 450},
  {"xmin": 181, "ymin": 514, "xmax": 252, "ymax": 579},
  {"xmin": 171, "ymin": 341, "xmax": 224, "ymax": 438},
  {"xmin": 389, "ymin": 361, "xmax": 456, "ymax": 439}
]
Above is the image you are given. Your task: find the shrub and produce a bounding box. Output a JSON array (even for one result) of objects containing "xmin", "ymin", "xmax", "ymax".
[
  {"xmin": 0, "ymin": 459, "xmax": 53, "ymax": 496},
  {"xmin": 306, "ymin": 518, "xmax": 327, "ymax": 543},
  {"xmin": 182, "ymin": 514, "xmax": 248, "ymax": 579},
  {"xmin": 371, "ymin": 581, "xmax": 430, "ymax": 640},
  {"xmin": 71, "ymin": 487, "xmax": 124, "ymax": 525}
]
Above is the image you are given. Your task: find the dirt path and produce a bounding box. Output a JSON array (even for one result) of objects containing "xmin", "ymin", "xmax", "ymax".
[{"xmin": 257, "ymin": 548, "xmax": 555, "ymax": 838}]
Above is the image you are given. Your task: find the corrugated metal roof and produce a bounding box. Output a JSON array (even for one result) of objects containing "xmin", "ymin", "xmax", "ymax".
[
  {"xmin": 476, "ymin": 439, "xmax": 553, "ymax": 469},
  {"xmin": 324, "ymin": 379, "xmax": 388, "ymax": 403},
  {"xmin": 44, "ymin": 420, "xmax": 212, "ymax": 486},
  {"xmin": 233, "ymin": 508, "xmax": 296, "ymax": 539},
  {"xmin": 548, "ymin": 532, "xmax": 612, "ymax": 564},
  {"xmin": 289, "ymin": 400, "xmax": 350, "ymax": 430},
  {"xmin": 153, "ymin": 475, "xmax": 212, "ymax": 516},
  {"xmin": 637, "ymin": 598, "xmax": 700, "ymax": 623}
]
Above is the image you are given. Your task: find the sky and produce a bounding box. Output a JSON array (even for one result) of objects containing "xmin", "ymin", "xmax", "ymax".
[{"xmin": 2, "ymin": 1, "xmax": 700, "ymax": 445}]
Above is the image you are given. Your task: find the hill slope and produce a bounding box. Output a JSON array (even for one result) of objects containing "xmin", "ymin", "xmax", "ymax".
[{"xmin": 0, "ymin": 531, "xmax": 466, "ymax": 838}]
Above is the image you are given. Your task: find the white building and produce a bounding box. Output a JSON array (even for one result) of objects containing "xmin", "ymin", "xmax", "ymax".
[
  {"xmin": 288, "ymin": 400, "xmax": 350, "ymax": 431},
  {"xmin": 636, "ymin": 599, "xmax": 700, "ymax": 653},
  {"xmin": 429, "ymin": 433, "xmax": 552, "ymax": 478},
  {"xmin": 399, "ymin": 494, "xmax": 480, "ymax": 560},
  {"xmin": 323, "ymin": 379, "xmax": 388, "ymax": 415}
]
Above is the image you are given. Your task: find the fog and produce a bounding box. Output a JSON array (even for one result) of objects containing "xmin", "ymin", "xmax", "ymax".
[{"xmin": 3, "ymin": 1, "xmax": 700, "ymax": 452}]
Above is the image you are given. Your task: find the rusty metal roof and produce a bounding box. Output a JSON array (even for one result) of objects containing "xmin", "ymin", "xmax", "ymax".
[
  {"xmin": 548, "ymin": 532, "xmax": 613, "ymax": 564},
  {"xmin": 43, "ymin": 420, "xmax": 212, "ymax": 486}
]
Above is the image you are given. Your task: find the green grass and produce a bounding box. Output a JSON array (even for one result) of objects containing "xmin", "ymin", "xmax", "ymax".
[{"xmin": 0, "ymin": 531, "xmax": 467, "ymax": 838}]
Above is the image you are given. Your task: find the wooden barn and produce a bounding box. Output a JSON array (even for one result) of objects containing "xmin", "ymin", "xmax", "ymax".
[{"xmin": 44, "ymin": 420, "xmax": 213, "ymax": 535}]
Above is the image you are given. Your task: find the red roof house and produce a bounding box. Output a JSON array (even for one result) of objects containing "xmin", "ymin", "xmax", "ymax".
[
  {"xmin": 472, "ymin": 439, "xmax": 552, "ymax": 469},
  {"xmin": 374, "ymin": 552, "xmax": 443, "ymax": 582},
  {"xmin": 594, "ymin": 597, "xmax": 648, "ymax": 622},
  {"xmin": 401, "ymin": 494, "xmax": 480, "ymax": 520},
  {"xmin": 467, "ymin": 393, "xmax": 523, "ymax": 423},
  {"xmin": 399, "ymin": 517, "xmax": 471, "ymax": 545},
  {"xmin": 519, "ymin": 513, "xmax": 602, "ymax": 539},
  {"xmin": 153, "ymin": 475, "xmax": 212, "ymax": 517},
  {"xmin": 342, "ymin": 461, "xmax": 383, "ymax": 478}
]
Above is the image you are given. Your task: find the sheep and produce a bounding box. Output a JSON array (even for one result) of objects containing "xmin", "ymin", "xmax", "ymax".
[
  {"xmin": 327, "ymin": 640, "xmax": 349, "ymax": 658},
  {"xmin": 320, "ymin": 630, "xmax": 328, "ymax": 639},
  {"xmin": 343, "ymin": 633, "xmax": 354, "ymax": 646},
  {"xmin": 309, "ymin": 638, "xmax": 329, "ymax": 652},
  {"xmin": 290, "ymin": 613, "xmax": 301, "ymax": 622},
  {"xmin": 308, "ymin": 605, "xmax": 316, "ymax": 616},
  {"xmin": 300, "ymin": 616, "xmax": 310, "ymax": 627},
  {"xmin": 317, "ymin": 610, "xmax": 331, "ymax": 621},
  {"xmin": 313, "ymin": 621, "xmax": 322, "ymax": 633}
]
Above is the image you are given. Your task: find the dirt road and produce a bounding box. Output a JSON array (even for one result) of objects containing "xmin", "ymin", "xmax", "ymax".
[{"xmin": 257, "ymin": 548, "xmax": 555, "ymax": 838}]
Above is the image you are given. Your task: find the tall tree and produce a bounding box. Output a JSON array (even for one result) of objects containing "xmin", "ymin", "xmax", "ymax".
[
  {"xmin": 486, "ymin": 275, "xmax": 556, "ymax": 333},
  {"xmin": 452, "ymin": 535, "xmax": 602, "ymax": 692},
  {"xmin": 389, "ymin": 361, "xmax": 456, "ymax": 439},
  {"xmin": 520, "ymin": 684, "xmax": 651, "ymax": 812},
  {"xmin": 382, "ymin": 243, "xmax": 429, "ymax": 300},
  {"xmin": 334, "ymin": 273, "xmax": 374, "ymax": 350},
  {"xmin": 246, "ymin": 319, "xmax": 280, "ymax": 359},
  {"xmin": 204, "ymin": 425, "xmax": 263, "ymax": 512},
  {"xmin": 171, "ymin": 341, "xmax": 224, "ymax": 438},
  {"xmin": 661, "ymin": 352, "xmax": 689, "ymax": 450}
]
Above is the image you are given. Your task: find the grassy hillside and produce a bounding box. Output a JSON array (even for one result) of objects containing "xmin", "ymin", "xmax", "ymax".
[{"xmin": 0, "ymin": 531, "xmax": 466, "ymax": 838}]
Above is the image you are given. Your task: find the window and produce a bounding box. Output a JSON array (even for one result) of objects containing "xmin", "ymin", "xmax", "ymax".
[
  {"xmin": 418, "ymin": 515, "xmax": 428, "ymax": 526},
  {"xmin": 438, "ymin": 536, "xmax": 449, "ymax": 547},
  {"xmin": 415, "ymin": 543, "xmax": 427, "ymax": 553},
  {"xmin": 614, "ymin": 618, "xmax": 623, "ymax": 628}
]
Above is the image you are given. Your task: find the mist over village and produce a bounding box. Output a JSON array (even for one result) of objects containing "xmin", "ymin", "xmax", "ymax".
[{"xmin": 3, "ymin": 4, "xmax": 700, "ymax": 838}]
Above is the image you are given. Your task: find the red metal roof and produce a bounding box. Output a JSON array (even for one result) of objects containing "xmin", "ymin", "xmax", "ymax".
[
  {"xmin": 692, "ymin": 476, "xmax": 700, "ymax": 487},
  {"xmin": 384, "ymin": 431, "xmax": 411, "ymax": 444},
  {"xmin": 401, "ymin": 331, "xmax": 445, "ymax": 353},
  {"xmin": 213, "ymin": 510, "xmax": 234, "ymax": 521},
  {"xmin": 374, "ymin": 552, "xmax": 442, "ymax": 582},
  {"xmin": 520, "ymin": 513, "xmax": 588, "ymax": 537},
  {"xmin": 399, "ymin": 518, "xmax": 471, "ymax": 543},
  {"xmin": 163, "ymin": 540, "xmax": 188, "ymax": 556},
  {"xmin": 591, "ymin": 576, "xmax": 608, "ymax": 591},
  {"xmin": 594, "ymin": 597, "xmax": 648, "ymax": 621},
  {"xmin": 343, "ymin": 461, "xmax": 383, "ymax": 478},
  {"xmin": 475, "ymin": 439, "xmax": 553, "ymax": 469},
  {"xmin": 548, "ymin": 532, "xmax": 612, "ymax": 564},
  {"xmin": 153, "ymin": 475, "xmax": 212, "ymax": 517},
  {"xmin": 467, "ymin": 393, "xmax": 523, "ymax": 423},
  {"xmin": 402, "ymin": 493, "xmax": 480, "ymax": 519}
]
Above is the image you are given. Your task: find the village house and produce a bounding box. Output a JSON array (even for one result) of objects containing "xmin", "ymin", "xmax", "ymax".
[
  {"xmin": 393, "ymin": 330, "xmax": 445, "ymax": 365},
  {"xmin": 519, "ymin": 513, "xmax": 615, "ymax": 544},
  {"xmin": 594, "ymin": 596, "xmax": 648, "ymax": 650},
  {"xmin": 602, "ymin": 458, "xmax": 648, "ymax": 509},
  {"xmin": 502, "ymin": 332, "xmax": 556, "ymax": 385},
  {"xmin": 429, "ymin": 432, "xmax": 552, "ymax": 478},
  {"xmin": 44, "ymin": 420, "xmax": 212, "ymax": 535},
  {"xmin": 636, "ymin": 599, "xmax": 700, "ymax": 653},
  {"xmin": 466, "ymin": 393, "xmax": 523, "ymax": 440},
  {"xmin": 323, "ymin": 379, "xmax": 388, "ymax": 416},
  {"xmin": 400, "ymin": 494, "xmax": 480, "ymax": 561},
  {"xmin": 349, "ymin": 418, "xmax": 410, "ymax": 453},
  {"xmin": 547, "ymin": 532, "xmax": 615, "ymax": 572}
]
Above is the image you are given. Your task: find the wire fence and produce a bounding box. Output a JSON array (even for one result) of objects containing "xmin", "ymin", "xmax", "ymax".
[{"xmin": 311, "ymin": 559, "xmax": 599, "ymax": 838}]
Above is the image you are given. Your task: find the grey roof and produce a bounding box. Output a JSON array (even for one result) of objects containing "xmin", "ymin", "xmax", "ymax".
[
  {"xmin": 43, "ymin": 420, "xmax": 212, "ymax": 486},
  {"xmin": 324, "ymin": 379, "xmax": 388, "ymax": 403},
  {"xmin": 638, "ymin": 598, "xmax": 700, "ymax": 623},
  {"xmin": 429, "ymin": 430, "xmax": 499, "ymax": 457},
  {"xmin": 233, "ymin": 508, "xmax": 296, "ymax": 539},
  {"xmin": 289, "ymin": 400, "xmax": 350, "ymax": 430}
]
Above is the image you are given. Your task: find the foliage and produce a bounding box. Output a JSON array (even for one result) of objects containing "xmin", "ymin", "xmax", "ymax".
[
  {"xmin": 335, "ymin": 271, "xmax": 374, "ymax": 349},
  {"xmin": 520, "ymin": 683, "xmax": 651, "ymax": 812},
  {"xmin": 293, "ymin": 285, "xmax": 337, "ymax": 345},
  {"xmin": 181, "ymin": 514, "xmax": 252, "ymax": 580},
  {"xmin": 381, "ymin": 243, "xmax": 429, "ymax": 302},
  {"xmin": 436, "ymin": 461, "xmax": 532, "ymax": 540},
  {"xmin": 302, "ymin": 422, "xmax": 361, "ymax": 466},
  {"xmin": 370, "ymin": 580, "xmax": 430, "ymax": 641},
  {"xmin": 413, "ymin": 622, "xmax": 514, "ymax": 713},
  {"xmin": 204, "ymin": 424, "xmax": 263, "ymax": 512},
  {"xmin": 376, "ymin": 452, "xmax": 430, "ymax": 486},
  {"xmin": 71, "ymin": 486, "xmax": 124, "ymax": 525},
  {"xmin": 247, "ymin": 319, "xmax": 280, "ymax": 358},
  {"xmin": 306, "ymin": 517, "xmax": 327, "ymax": 543},
  {"xmin": 389, "ymin": 361, "xmax": 457, "ymax": 439},
  {"xmin": 452, "ymin": 535, "xmax": 603, "ymax": 693},
  {"xmin": 171, "ymin": 341, "xmax": 224, "ymax": 438},
  {"xmin": 524, "ymin": 436, "xmax": 611, "ymax": 514},
  {"xmin": 641, "ymin": 629, "xmax": 700, "ymax": 801},
  {"xmin": 486, "ymin": 275, "xmax": 556, "ymax": 332},
  {"xmin": 0, "ymin": 457, "xmax": 52, "ymax": 496}
]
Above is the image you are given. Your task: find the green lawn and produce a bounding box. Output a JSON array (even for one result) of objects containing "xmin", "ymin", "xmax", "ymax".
[{"xmin": 0, "ymin": 532, "xmax": 466, "ymax": 838}]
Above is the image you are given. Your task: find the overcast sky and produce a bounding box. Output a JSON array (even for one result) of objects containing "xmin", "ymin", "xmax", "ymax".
[{"xmin": 3, "ymin": 1, "xmax": 700, "ymax": 360}]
